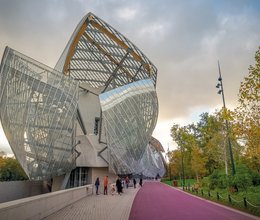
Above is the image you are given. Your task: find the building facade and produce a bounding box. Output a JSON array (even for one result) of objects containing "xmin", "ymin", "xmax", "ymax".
[{"xmin": 0, "ymin": 12, "xmax": 165, "ymax": 190}]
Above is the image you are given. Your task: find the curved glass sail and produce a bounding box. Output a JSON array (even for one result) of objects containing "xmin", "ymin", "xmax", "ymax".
[
  {"xmin": 139, "ymin": 143, "xmax": 166, "ymax": 178},
  {"xmin": 0, "ymin": 47, "xmax": 79, "ymax": 180},
  {"xmin": 100, "ymin": 79, "xmax": 158, "ymax": 174},
  {"xmin": 55, "ymin": 12, "xmax": 157, "ymax": 91}
]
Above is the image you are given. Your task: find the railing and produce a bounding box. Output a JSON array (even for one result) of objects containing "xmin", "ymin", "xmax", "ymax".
[
  {"xmin": 0, "ymin": 184, "xmax": 94, "ymax": 220},
  {"xmin": 186, "ymin": 186, "xmax": 260, "ymax": 216}
]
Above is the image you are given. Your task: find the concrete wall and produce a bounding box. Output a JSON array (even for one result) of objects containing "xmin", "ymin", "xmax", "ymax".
[
  {"xmin": 52, "ymin": 175, "xmax": 65, "ymax": 192},
  {"xmin": 78, "ymin": 84, "xmax": 101, "ymax": 136},
  {"xmin": 0, "ymin": 181, "xmax": 47, "ymax": 203},
  {"xmin": 76, "ymin": 135, "xmax": 108, "ymax": 167},
  {"xmin": 76, "ymin": 86, "xmax": 109, "ymax": 168},
  {"xmin": 0, "ymin": 184, "xmax": 94, "ymax": 220}
]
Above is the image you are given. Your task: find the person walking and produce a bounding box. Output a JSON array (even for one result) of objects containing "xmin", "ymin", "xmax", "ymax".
[
  {"xmin": 95, "ymin": 177, "xmax": 100, "ymax": 195},
  {"xmin": 103, "ymin": 175, "xmax": 108, "ymax": 195},
  {"xmin": 125, "ymin": 176, "xmax": 129, "ymax": 188},
  {"xmin": 133, "ymin": 178, "xmax": 136, "ymax": 188},
  {"xmin": 139, "ymin": 178, "xmax": 143, "ymax": 187},
  {"xmin": 116, "ymin": 177, "xmax": 122, "ymax": 195}
]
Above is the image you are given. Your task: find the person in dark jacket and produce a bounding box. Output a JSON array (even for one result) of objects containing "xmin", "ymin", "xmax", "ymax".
[
  {"xmin": 116, "ymin": 177, "xmax": 122, "ymax": 195},
  {"xmin": 95, "ymin": 177, "xmax": 100, "ymax": 195},
  {"xmin": 139, "ymin": 178, "xmax": 143, "ymax": 187},
  {"xmin": 133, "ymin": 178, "xmax": 137, "ymax": 188}
]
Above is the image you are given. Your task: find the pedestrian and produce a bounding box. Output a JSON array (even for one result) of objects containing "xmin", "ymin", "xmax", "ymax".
[
  {"xmin": 111, "ymin": 184, "xmax": 116, "ymax": 195},
  {"xmin": 104, "ymin": 175, "xmax": 108, "ymax": 195},
  {"xmin": 125, "ymin": 176, "xmax": 129, "ymax": 188},
  {"xmin": 133, "ymin": 178, "xmax": 136, "ymax": 188},
  {"xmin": 95, "ymin": 177, "xmax": 100, "ymax": 195},
  {"xmin": 139, "ymin": 178, "xmax": 143, "ymax": 187},
  {"xmin": 116, "ymin": 177, "xmax": 122, "ymax": 195},
  {"xmin": 121, "ymin": 178, "xmax": 125, "ymax": 189}
]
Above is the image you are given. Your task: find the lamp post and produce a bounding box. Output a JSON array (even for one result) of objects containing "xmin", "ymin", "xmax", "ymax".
[
  {"xmin": 181, "ymin": 144, "xmax": 185, "ymax": 190},
  {"xmin": 216, "ymin": 61, "xmax": 236, "ymax": 175}
]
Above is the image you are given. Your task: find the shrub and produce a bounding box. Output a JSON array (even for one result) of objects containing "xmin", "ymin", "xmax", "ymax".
[
  {"xmin": 208, "ymin": 169, "xmax": 228, "ymax": 190},
  {"xmin": 252, "ymin": 172, "xmax": 260, "ymax": 186},
  {"xmin": 230, "ymin": 164, "xmax": 253, "ymax": 191}
]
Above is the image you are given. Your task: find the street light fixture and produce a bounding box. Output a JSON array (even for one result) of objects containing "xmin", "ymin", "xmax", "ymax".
[{"xmin": 216, "ymin": 61, "xmax": 236, "ymax": 175}]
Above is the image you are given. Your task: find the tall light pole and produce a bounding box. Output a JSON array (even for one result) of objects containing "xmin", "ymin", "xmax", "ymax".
[
  {"xmin": 216, "ymin": 61, "xmax": 236, "ymax": 175},
  {"xmin": 181, "ymin": 143, "xmax": 185, "ymax": 190}
]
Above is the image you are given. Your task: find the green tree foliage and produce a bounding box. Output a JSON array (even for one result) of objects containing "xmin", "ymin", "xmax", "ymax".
[
  {"xmin": 234, "ymin": 46, "xmax": 260, "ymax": 173},
  {"xmin": 170, "ymin": 124, "xmax": 194, "ymax": 179},
  {"xmin": 0, "ymin": 156, "xmax": 28, "ymax": 181},
  {"xmin": 168, "ymin": 150, "xmax": 182, "ymax": 178},
  {"xmin": 208, "ymin": 169, "xmax": 228, "ymax": 190},
  {"xmin": 170, "ymin": 111, "xmax": 233, "ymax": 180},
  {"xmin": 191, "ymin": 145, "xmax": 207, "ymax": 182},
  {"xmin": 169, "ymin": 46, "xmax": 259, "ymax": 191},
  {"xmin": 230, "ymin": 164, "xmax": 253, "ymax": 191},
  {"xmin": 197, "ymin": 112, "xmax": 226, "ymax": 174}
]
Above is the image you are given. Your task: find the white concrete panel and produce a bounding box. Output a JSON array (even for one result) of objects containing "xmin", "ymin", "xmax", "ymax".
[
  {"xmin": 0, "ymin": 184, "xmax": 94, "ymax": 220},
  {"xmin": 76, "ymin": 135, "xmax": 107, "ymax": 167}
]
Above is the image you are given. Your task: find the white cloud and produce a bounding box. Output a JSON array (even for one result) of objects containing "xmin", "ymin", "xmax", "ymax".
[
  {"xmin": 117, "ymin": 7, "xmax": 137, "ymax": 20},
  {"xmin": 0, "ymin": 0, "xmax": 259, "ymax": 150}
]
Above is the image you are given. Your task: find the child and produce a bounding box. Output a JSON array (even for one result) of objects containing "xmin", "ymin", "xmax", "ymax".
[{"xmin": 111, "ymin": 184, "xmax": 116, "ymax": 195}]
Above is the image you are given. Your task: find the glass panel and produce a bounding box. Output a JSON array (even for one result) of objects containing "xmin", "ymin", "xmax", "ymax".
[
  {"xmin": 99, "ymin": 79, "xmax": 159, "ymax": 175},
  {"xmin": 0, "ymin": 47, "xmax": 79, "ymax": 180}
]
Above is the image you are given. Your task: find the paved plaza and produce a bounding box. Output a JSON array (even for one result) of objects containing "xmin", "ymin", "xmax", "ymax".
[{"xmin": 44, "ymin": 185, "xmax": 139, "ymax": 220}]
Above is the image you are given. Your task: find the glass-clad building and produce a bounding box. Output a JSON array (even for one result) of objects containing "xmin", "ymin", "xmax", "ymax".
[
  {"xmin": 0, "ymin": 48, "xmax": 79, "ymax": 180},
  {"xmin": 0, "ymin": 12, "xmax": 165, "ymax": 186}
]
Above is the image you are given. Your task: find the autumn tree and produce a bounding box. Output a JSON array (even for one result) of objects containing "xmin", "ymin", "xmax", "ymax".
[
  {"xmin": 168, "ymin": 149, "xmax": 182, "ymax": 179},
  {"xmin": 234, "ymin": 46, "xmax": 260, "ymax": 173},
  {"xmin": 191, "ymin": 145, "xmax": 207, "ymax": 182},
  {"xmin": 0, "ymin": 156, "xmax": 28, "ymax": 181},
  {"xmin": 170, "ymin": 110, "xmax": 240, "ymax": 179},
  {"xmin": 171, "ymin": 124, "xmax": 199, "ymax": 179},
  {"xmin": 196, "ymin": 112, "xmax": 230, "ymax": 174}
]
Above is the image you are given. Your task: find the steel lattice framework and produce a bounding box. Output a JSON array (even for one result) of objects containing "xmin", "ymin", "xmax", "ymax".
[
  {"xmin": 0, "ymin": 47, "xmax": 79, "ymax": 180},
  {"xmin": 55, "ymin": 13, "xmax": 157, "ymax": 90},
  {"xmin": 0, "ymin": 12, "xmax": 165, "ymax": 179},
  {"xmin": 100, "ymin": 79, "xmax": 158, "ymax": 174}
]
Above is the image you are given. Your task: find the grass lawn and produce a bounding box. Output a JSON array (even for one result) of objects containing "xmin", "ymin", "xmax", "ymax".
[{"xmin": 162, "ymin": 178, "xmax": 196, "ymax": 187}]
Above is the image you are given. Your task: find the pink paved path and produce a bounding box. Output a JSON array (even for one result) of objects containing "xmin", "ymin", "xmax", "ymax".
[{"xmin": 129, "ymin": 182, "xmax": 259, "ymax": 220}]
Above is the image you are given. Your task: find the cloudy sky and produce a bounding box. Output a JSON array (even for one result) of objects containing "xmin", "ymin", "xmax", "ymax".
[{"xmin": 0, "ymin": 0, "xmax": 259, "ymax": 154}]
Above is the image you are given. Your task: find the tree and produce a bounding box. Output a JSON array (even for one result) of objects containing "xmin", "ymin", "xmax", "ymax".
[
  {"xmin": 196, "ymin": 112, "xmax": 227, "ymax": 174},
  {"xmin": 168, "ymin": 149, "xmax": 182, "ymax": 179},
  {"xmin": 0, "ymin": 156, "xmax": 28, "ymax": 181},
  {"xmin": 170, "ymin": 110, "xmax": 240, "ymax": 177},
  {"xmin": 191, "ymin": 145, "xmax": 207, "ymax": 182},
  {"xmin": 171, "ymin": 124, "xmax": 193, "ymax": 179},
  {"xmin": 234, "ymin": 46, "xmax": 260, "ymax": 173}
]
